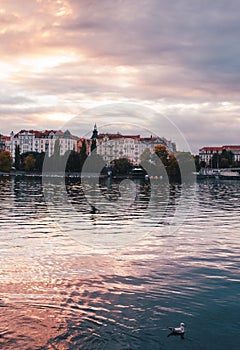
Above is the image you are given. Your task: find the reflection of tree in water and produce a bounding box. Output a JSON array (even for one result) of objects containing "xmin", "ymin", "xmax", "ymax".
[
  {"xmin": 99, "ymin": 177, "xmax": 151, "ymax": 211},
  {"xmin": 13, "ymin": 176, "xmax": 44, "ymax": 207},
  {"xmin": 65, "ymin": 178, "xmax": 89, "ymax": 213}
]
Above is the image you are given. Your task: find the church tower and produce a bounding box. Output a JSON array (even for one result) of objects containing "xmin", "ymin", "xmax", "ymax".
[
  {"xmin": 91, "ymin": 123, "xmax": 98, "ymax": 139},
  {"xmin": 90, "ymin": 124, "xmax": 98, "ymax": 152}
]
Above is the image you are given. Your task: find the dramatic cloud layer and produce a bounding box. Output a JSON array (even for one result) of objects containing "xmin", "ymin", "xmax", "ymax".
[{"xmin": 0, "ymin": 0, "xmax": 240, "ymax": 152}]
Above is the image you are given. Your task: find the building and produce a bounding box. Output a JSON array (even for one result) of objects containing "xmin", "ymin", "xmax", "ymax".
[
  {"xmin": 91, "ymin": 125, "xmax": 176, "ymax": 165},
  {"xmin": 10, "ymin": 129, "xmax": 78, "ymax": 160},
  {"xmin": 0, "ymin": 134, "xmax": 10, "ymax": 152},
  {"xmin": 199, "ymin": 145, "xmax": 240, "ymax": 166},
  {"xmin": 222, "ymin": 145, "xmax": 240, "ymax": 162}
]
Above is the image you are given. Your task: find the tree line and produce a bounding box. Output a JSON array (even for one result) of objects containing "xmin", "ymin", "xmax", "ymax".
[
  {"xmin": 4, "ymin": 142, "xmax": 237, "ymax": 180},
  {"xmin": 0, "ymin": 143, "xmax": 196, "ymax": 183},
  {"xmin": 140, "ymin": 145, "xmax": 195, "ymax": 182}
]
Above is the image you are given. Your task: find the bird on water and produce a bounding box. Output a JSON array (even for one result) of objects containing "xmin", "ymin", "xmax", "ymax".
[{"xmin": 167, "ymin": 322, "xmax": 185, "ymax": 338}]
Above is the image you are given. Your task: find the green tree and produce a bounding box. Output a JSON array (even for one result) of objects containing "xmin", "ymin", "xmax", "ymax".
[
  {"xmin": 83, "ymin": 152, "xmax": 105, "ymax": 174},
  {"xmin": 91, "ymin": 138, "xmax": 97, "ymax": 153},
  {"xmin": 220, "ymin": 157, "xmax": 229, "ymax": 168},
  {"xmin": 194, "ymin": 155, "xmax": 200, "ymax": 172},
  {"xmin": 79, "ymin": 139, "xmax": 87, "ymax": 169},
  {"xmin": 35, "ymin": 152, "xmax": 45, "ymax": 172},
  {"xmin": 167, "ymin": 154, "xmax": 180, "ymax": 179},
  {"xmin": 24, "ymin": 154, "xmax": 36, "ymax": 171},
  {"xmin": 212, "ymin": 153, "xmax": 221, "ymax": 168},
  {"xmin": 111, "ymin": 158, "xmax": 132, "ymax": 175},
  {"xmin": 173, "ymin": 152, "xmax": 196, "ymax": 182},
  {"xmin": 14, "ymin": 145, "xmax": 21, "ymax": 170},
  {"xmin": 200, "ymin": 160, "xmax": 206, "ymax": 168},
  {"xmin": 220, "ymin": 149, "xmax": 233, "ymax": 168},
  {"xmin": 0, "ymin": 150, "xmax": 13, "ymax": 172},
  {"xmin": 66, "ymin": 151, "xmax": 82, "ymax": 172}
]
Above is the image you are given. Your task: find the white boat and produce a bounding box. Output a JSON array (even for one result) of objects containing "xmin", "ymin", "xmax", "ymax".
[{"xmin": 217, "ymin": 171, "xmax": 240, "ymax": 180}]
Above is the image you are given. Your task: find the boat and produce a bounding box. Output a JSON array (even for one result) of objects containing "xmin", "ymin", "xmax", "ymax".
[
  {"xmin": 197, "ymin": 168, "xmax": 240, "ymax": 180},
  {"xmin": 130, "ymin": 167, "xmax": 147, "ymax": 178},
  {"xmin": 217, "ymin": 171, "xmax": 240, "ymax": 180},
  {"xmin": 197, "ymin": 168, "xmax": 220, "ymax": 179}
]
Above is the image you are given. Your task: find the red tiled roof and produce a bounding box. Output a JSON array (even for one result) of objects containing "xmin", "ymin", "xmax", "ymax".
[
  {"xmin": 98, "ymin": 133, "xmax": 141, "ymax": 140},
  {"xmin": 200, "ymin": 146, "xmax": 222, "ymax": 151},
  {"xmin": 14, "ymin": 129, "xmax": 63, "ymax": 138},
  {"xmin": 200, "ymin": 145, "xmax": 240, "ymax": 151},
  {"xmin": 139, "ymin": 137, "xmax": 158, "ymax": 142},
  {"xmin": 0, "ymin": 135, "xmax": 10, "ymax": 140},
  {"xmin": 222, "ymin": 145, "xmax": 240, "ymax": 149},
  {"xmin": 98, "ymin": 133, "xmax": 123, "ymax": 139}
]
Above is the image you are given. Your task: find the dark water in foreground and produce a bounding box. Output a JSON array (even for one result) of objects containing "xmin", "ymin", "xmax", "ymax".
[{"xmin": 0, "ymin": 176, "xmax": 239, "ymax": 349}]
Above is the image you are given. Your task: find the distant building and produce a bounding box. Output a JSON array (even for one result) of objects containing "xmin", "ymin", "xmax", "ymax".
[
  {"xmin": 10, "ymin": 129, "xmax": 78, "ymax": 160},
  {"xmin": 92, "ymin": 125, "xmax": 176, "ymax": 165},
  {"xmin": 199, "ymin": 145, "xmax": 240, "ymax": 166},
  {"xmin": 0, "ymin": 134, "xmax": 10, "ymax": 152}
]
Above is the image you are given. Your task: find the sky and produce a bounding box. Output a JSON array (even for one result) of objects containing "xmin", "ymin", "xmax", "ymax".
[{"xmin": 0, "ymin": 0, "xmax": 240, "ymax": 154}]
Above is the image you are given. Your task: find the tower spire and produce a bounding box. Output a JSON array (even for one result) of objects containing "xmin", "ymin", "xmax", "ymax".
[{"xmin": 91, "ymin": 124, "xmax": 98, "ymax": 139}]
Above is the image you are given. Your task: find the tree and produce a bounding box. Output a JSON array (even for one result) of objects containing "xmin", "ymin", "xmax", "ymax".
[
  {"xmin": 79, "ymin": 139, "xmax": 87, "ymax": 169},
  {"xmin": 14, "ymin": 145, "xmax": 21, "ymax": 170},
  {"xmin": 199, "ymin": 160, "xmax": 206, "ymax": 168},
  {"xmin": 194, "ymin": 155, "xmax": 200, "ymax": 172},
  {"xmin": 154, "ymin": 144, "xmax": 169, "ymax": 167},
  {"xmin": 0, "ymin": 150, "xmax": 13, "ymax": 172},
  {"xmin": 91, "ymin": 138, "xmax": 97, "ymax": 153},
  {"xmin": 82, "ymin": 152, "xmax": 105, "ymax": 173},
  {"xmin": 167, "ymin": 154, "xmax": 180, "ymax": 179},
  {"xmin": 24, "ymin": 154, "xmax": 36, "ymax": 171},
  {"xmin": 66, "ymin": 151, "xmax": 82, "ymax": 172},
  {"xmin": 220, "ymin": 149, "xmax": 234, "ymax": 168},
  {"xmin": 212, "ymin": 153, "xmax": 221, "ymax": 168},
  {"xmin": 220, "ymin": 157, "xmax": 229, "ymax": 168},
  {"xmin": 35, "ymin": 152, "xmax": 45, "ymax": 172},
  {"xmin": 173, "ymin": 152, "xmax": 195, "ymax": 182},
  {"xmin": 111, "ymin": 158, "xmax": 132, "ymax": 175}
]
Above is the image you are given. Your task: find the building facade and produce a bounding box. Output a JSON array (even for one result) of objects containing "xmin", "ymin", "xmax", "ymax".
[
  {"xmin": 0, "ymin": 134, "xmax": 10, "ymax": 152},
  {"xmin": 92, "ymin": 128, "xmax": 176, "ymax": 165},
  {"xmin": 199, "ymin": 145, "xmax": 240, "ymax": 166},
  {"xmin": 10, "ymin": 129, "xmax": 78, "ymax": 160}
]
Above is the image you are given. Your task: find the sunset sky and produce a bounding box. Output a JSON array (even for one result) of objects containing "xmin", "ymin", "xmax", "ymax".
[{"xmin": 0, "ymin": 0, "xmax": 240, "ymax": 153}]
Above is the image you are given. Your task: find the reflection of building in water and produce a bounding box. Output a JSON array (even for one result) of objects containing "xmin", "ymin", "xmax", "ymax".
[
  {"xmin": 9, "ymin": 129, "xmax": 78, "ymax": 160},
  {"xmin": 91, "ymin": 125, "xmax": 176, "ymax": 165}
]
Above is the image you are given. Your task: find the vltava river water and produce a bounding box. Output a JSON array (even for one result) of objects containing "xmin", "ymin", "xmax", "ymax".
[{"xmin": 0, "ymin": 175, "xmax": 239, "ymax": 349}]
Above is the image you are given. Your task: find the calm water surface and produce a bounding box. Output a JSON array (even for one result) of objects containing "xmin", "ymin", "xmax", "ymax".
[{"xmin": 0, "ymin": 175, "xmax": 239, "ymax": 349}]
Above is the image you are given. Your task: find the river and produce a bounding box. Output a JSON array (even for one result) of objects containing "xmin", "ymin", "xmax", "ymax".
[{"xmin": 0, "ymin": 175, "xmax": 239, "ymax": 349}]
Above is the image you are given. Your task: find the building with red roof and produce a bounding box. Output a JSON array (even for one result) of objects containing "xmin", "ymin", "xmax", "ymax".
[
  {"xmin": 9, "ymin": 129, "xmax": 78, "ymax": 160},
  {"xmin": 0, "ymin": 134, "xmax": 11, "ymax": 152},
  {"xmin": 92, "ymin": 126, "xmax": 176, "ymax": 165},
  {"xmin": 199, "ymin": 145, "xmax": 240, "ymax": 166}
]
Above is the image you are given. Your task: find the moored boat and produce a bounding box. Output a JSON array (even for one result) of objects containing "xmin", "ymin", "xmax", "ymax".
[{"xmin": 217, "ymin": 171, "xmax": 240, "ymax": 180}]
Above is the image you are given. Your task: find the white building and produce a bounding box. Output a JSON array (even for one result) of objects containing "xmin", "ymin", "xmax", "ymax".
[
  {"xmin": 94, "ymin": 131, "xmax": 176, "ymax": 165},
  {"xmin": 199, "ymin": 145, "xmax": 240, "ymax": 166},
  {"xmin": 10, "ymin": 129, "xmax": 78, "ymax": 160}
]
